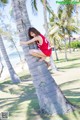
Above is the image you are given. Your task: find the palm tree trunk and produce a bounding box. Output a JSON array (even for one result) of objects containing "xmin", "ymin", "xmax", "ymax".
[
  {"xmin": 0, "ymin": 53, "xmax": 4, "ymax": 77},
  {"xmin": 12, "ymin": 0, "xmax": 76, "ymax": 115},
  {"xmin": 43, "ymin": 0, "xmax": 57, "ymax": 71},
  {"xmin": 62, "ymin": 27, "xmax": 68, "ymax": 61},
  {"xmin": 68, "ymin": 35, "xmax": 72, "ymax": 53},
  {"xmin": 50, "ymin": 54, "xmax": 58, "ymax": 71},
  {"xmin": 64, "ymin": 38, "xmax": 68, "ymax": 61},
  {"xmin": 53, "ymin": 39, "xmax": 59, "ymax": 61},
  {"xmin": 0, "ymin": 35, "xmax": 21, "ymax": 83},
  {"xmin": 43, "ymin": 0, "xmax": 48, "ymax": 37}
]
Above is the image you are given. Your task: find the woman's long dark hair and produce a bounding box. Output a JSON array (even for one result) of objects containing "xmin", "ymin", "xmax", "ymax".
[{"xmin": 28, "ymin": 27, "xmax": 40, "ymax": 39}]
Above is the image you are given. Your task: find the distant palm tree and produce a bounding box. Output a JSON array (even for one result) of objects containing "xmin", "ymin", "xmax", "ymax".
[
  {"xmin": 0, "ymin": 15, "xmax": 23, "ymax": 65},
  {"xmin": 12, "ymin": 0, "xmax": 76, "ymax": 115},
  {"xmin": 0, "ymin": 35, "xmax": 21, "ymax": 83},
  {"xmin": 0, "ymin": 53, "xmax": 4, "ymax": 77},
  {"xmin": 58, "ymin": 2, "xmax": 79, "ymax": 52},
  {"xmin": 49, "ymin": 6, "xmax": 78, "ymax": 61},
  {"xmin": 0, "ymin": 0, "xmax": 21, "ymax": 83},
  {"xmin": 43, "ymin": 0, "xmax": 57, "ymax": 70}
]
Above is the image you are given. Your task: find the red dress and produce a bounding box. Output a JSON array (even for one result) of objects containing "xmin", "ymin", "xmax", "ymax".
[{"xmin": 36, "ymin": 34, "xmax": 52, "ymax": 56}]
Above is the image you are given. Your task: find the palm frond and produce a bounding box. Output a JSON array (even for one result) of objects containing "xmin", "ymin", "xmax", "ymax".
[
  {"xmin": 30, "ymin": 0, "xmax": 38, "ymax": 15},
  {"xmin": 0, "ymin": 0, "xmax": 8, "ymax": 3},
  {"xmin": 46, "ymin": 1, "xmax": 55, "ymax": 16}
]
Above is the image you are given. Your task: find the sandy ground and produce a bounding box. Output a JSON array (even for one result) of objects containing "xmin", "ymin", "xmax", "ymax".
[
  {"xmin": 1, "ymin": 61, "xmax": 80, "ymax": 85},
  {"xmin": 0, "ymin": 61, "xmax": 29, "ymax": 80},
  {"xmin": 53, "ymin": 68, "xmax": 80, "ymax": 85}
]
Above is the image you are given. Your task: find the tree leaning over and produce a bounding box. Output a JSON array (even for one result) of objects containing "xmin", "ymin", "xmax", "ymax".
[
  {"xmin": 12, "ymin": 0, "xmax": 76, "ymax": 115},
  {"xmin": 0, "ymin": 35, "xmax": 21, "ymax": 83}
]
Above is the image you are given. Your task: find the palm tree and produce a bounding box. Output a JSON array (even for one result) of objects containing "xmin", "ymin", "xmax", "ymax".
[
  {"xmin": 43, "ymin": 0, "xmax": 48, "ymax": 37},
  {"xmin": 49, "ymin": 6, "xmax": 78, "ymax": 61},
  {"xmin": 0, "ymin": 53, "xmax": 4, "ymax": 77},
  {"xmin": 0, "ymin": 35, "xmax": 21, "ymax": 83},
  {"xmin": 49, "ymin": 33, "xmax": 60, "ymax": 61},
  {"xmin": 0, "ymin": 0, "xmax": 21, "ymax": 83},
  {"xmin": 42, "ymin": 0, "xmax": 58, "ymax": 70},
  {"xmin": 0, "ymin": 14, "xmax": 23, "ymax": 66},
  {"xmin": 49, "ymin": 14, "xmax": 67, "ymax": 60},
  {"xmin": 11, "ymin": 0, "xmax": 77, "ymax": 115},
  {"xmin": 58, "ymin": 2, "xmax": 79, "ymax": 53}
]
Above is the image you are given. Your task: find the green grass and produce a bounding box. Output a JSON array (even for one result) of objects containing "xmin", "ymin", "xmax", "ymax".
[
  {"xmin": 0, "ymin": 81, "xmax": 80, "ymax": 120},
  {"xmin": 0, "ymin": 50, "xmax": 80, "ymax": 120}
]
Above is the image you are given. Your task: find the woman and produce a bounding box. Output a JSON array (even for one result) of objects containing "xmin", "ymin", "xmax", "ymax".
[{"xmin": 20, "ymin": 27, "xmax": 52, "ymax": 67}]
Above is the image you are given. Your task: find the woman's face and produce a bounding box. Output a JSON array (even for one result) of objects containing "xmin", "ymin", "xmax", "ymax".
[{"xmin": 30, "ymin": 32, "xmax": 36, "ymax": 37}]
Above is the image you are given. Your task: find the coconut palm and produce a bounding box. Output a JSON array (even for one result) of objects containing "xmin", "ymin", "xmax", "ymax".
[
  {"xmin": 0, "ymin": 0, "xmax": 21, "ymax": 83},
  {"xmin": 49, "ymin": 6, "xmax": 79, "ymax": 61},
  {"xmin": 0, "ymin": 35, "xmax": 21, "ymax": 83},
  {"xmin": 58, "ymin": 2, "xmax": 80, "ymax": 52},
  {"xmin": 0, "ymin": 14, "xmax": 23, "ymax": 64},
  {"xmin": 0, "ymin": 53, "xmax": 4, "ymax": 77},
  {"xmin": 49, "ymin": 14, "xmax": 67, "ymax": 60},
  {"xmin": 11, "ymin": 0, "xmax": 77, "ymax": 115}
]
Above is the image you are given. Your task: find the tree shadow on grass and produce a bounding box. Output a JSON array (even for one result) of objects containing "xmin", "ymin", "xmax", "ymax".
[
  {"xmin": 59, "ymin": 79, "xmax": 80, "ymax": 105},
  {"xmin": 26, "ymin": 80, "xmax": 80, "ymax": 120},
  {"xmin": 0, "ymin": 83, "xmax": 38, "ymax": 119},
  {"xmin": 59, "ymin": 79, "xmax": 80, "ymax": 88},
  {"xmin": 26, "ymin": 97, "xmax": 80, "ymax": 120},
  {"xmin": 20, "ymin": 74, "xmax": 32, "ymax": 82},
  {"xmin": 0, "ymin": 82, "xmax": 61, "ymax": 120},
  {"xmin": 55, "ymin": 57, "xmax": 80, "ymax": 63},
  {"xmin": 0, "ymin": 80, "xmax": 80, "ymax": 120},
  {"xmin": 58, "ymin": 63, "xmax": 80, "ymax": 69}
]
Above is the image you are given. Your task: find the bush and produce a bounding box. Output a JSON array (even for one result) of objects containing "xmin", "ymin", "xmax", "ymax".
[
  {"xmin": 66, "ymin": 40, "xmax": 80, "ymax": 49},
  {"xmin": 70, "ymin": 40, "xmax": 80, "ymax": 49}
]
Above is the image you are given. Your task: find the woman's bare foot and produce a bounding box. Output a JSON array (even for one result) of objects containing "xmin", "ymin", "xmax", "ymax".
[
  {"xmin": 39, "ymin": 58, "xmax": 51, "ymax": 68},
  {"xmin": 46, "ymin": 62, "xmax": 51, "ymax": 68}
]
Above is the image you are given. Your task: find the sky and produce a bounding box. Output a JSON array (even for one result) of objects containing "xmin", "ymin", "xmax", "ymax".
[
  {"xmin": 2, "ymin": 0, "xmax": 59, "ymax": 34},
  {"xmin": 1, "ymin": 0, "xmax": 80, "ymax": 34},
  {"xmin": 26, "ymin": 0, "xmax": 59, "ymax": 34},
  {"xmin": 3, "ymin": 0, "xmax": 80, "ymax": 34},
  {"xmin": 0, "ymin": 0, "xmax": 80, "ymax": 54}
]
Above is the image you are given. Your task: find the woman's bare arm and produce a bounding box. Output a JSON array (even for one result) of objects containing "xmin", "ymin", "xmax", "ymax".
[{"xmin": 20, "ymin": 36, "xmax": 42, "ymax": 45}]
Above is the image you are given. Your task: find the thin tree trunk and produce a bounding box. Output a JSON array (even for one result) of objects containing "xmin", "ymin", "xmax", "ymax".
[
  {"xmin": 12, "ymin": 0, "xmax": 76, "ymax": 115},
  {"xmin": 68, "ymin": 35, "xmax": 71, "ymax": 53},
  {"xmin": 43, "ymin": 0, "xmax": 48, "ymax": 38},
  {"xmin": 0, "ymin": 54, "xmax": 4, "ymax": 77},
  {"xmin": 0, "ymin": 35, "xmax": 21, "ymax": 83},
  {"xmin": 64, "ymin": 38, "xmax": 68, "ymax": 61},
  {"xmin": 62, "ymin": 27, "xmax": 68, "ymax": 61},
  {"xmin": 0, "ymin": 18, "xmax": 23, "ymax": 67},
  {"xmin": 50, "ymin": 54, "xmax": 58, "ymax": 71},
  {"xmin": 76, "ymin": 5, "xmax": 78, "ymax": 26},
  {"xmin": 53, "ymin": 39, "xmax": 59, "ymax": 61},
  {"xmin": 11, "ymin": 38, "xmax": 22, "ymax": 61},
  {"xmin": 43, "ymin": 0, "xmax": 57, "ymax": 71}
]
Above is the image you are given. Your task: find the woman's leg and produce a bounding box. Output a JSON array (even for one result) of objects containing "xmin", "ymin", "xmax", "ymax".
[
  {"xmin": 29, "ymin": 49, "xmax": 51, "ymax": 67},
  {"xmin": 29, "ymin": 49, "xmax": 46, "ymax": 60}
]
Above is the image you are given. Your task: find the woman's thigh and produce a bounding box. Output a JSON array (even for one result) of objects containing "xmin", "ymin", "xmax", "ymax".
[{"xmin": 29, "ymin": 49, "xmax": 46, "ymax": 57}]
